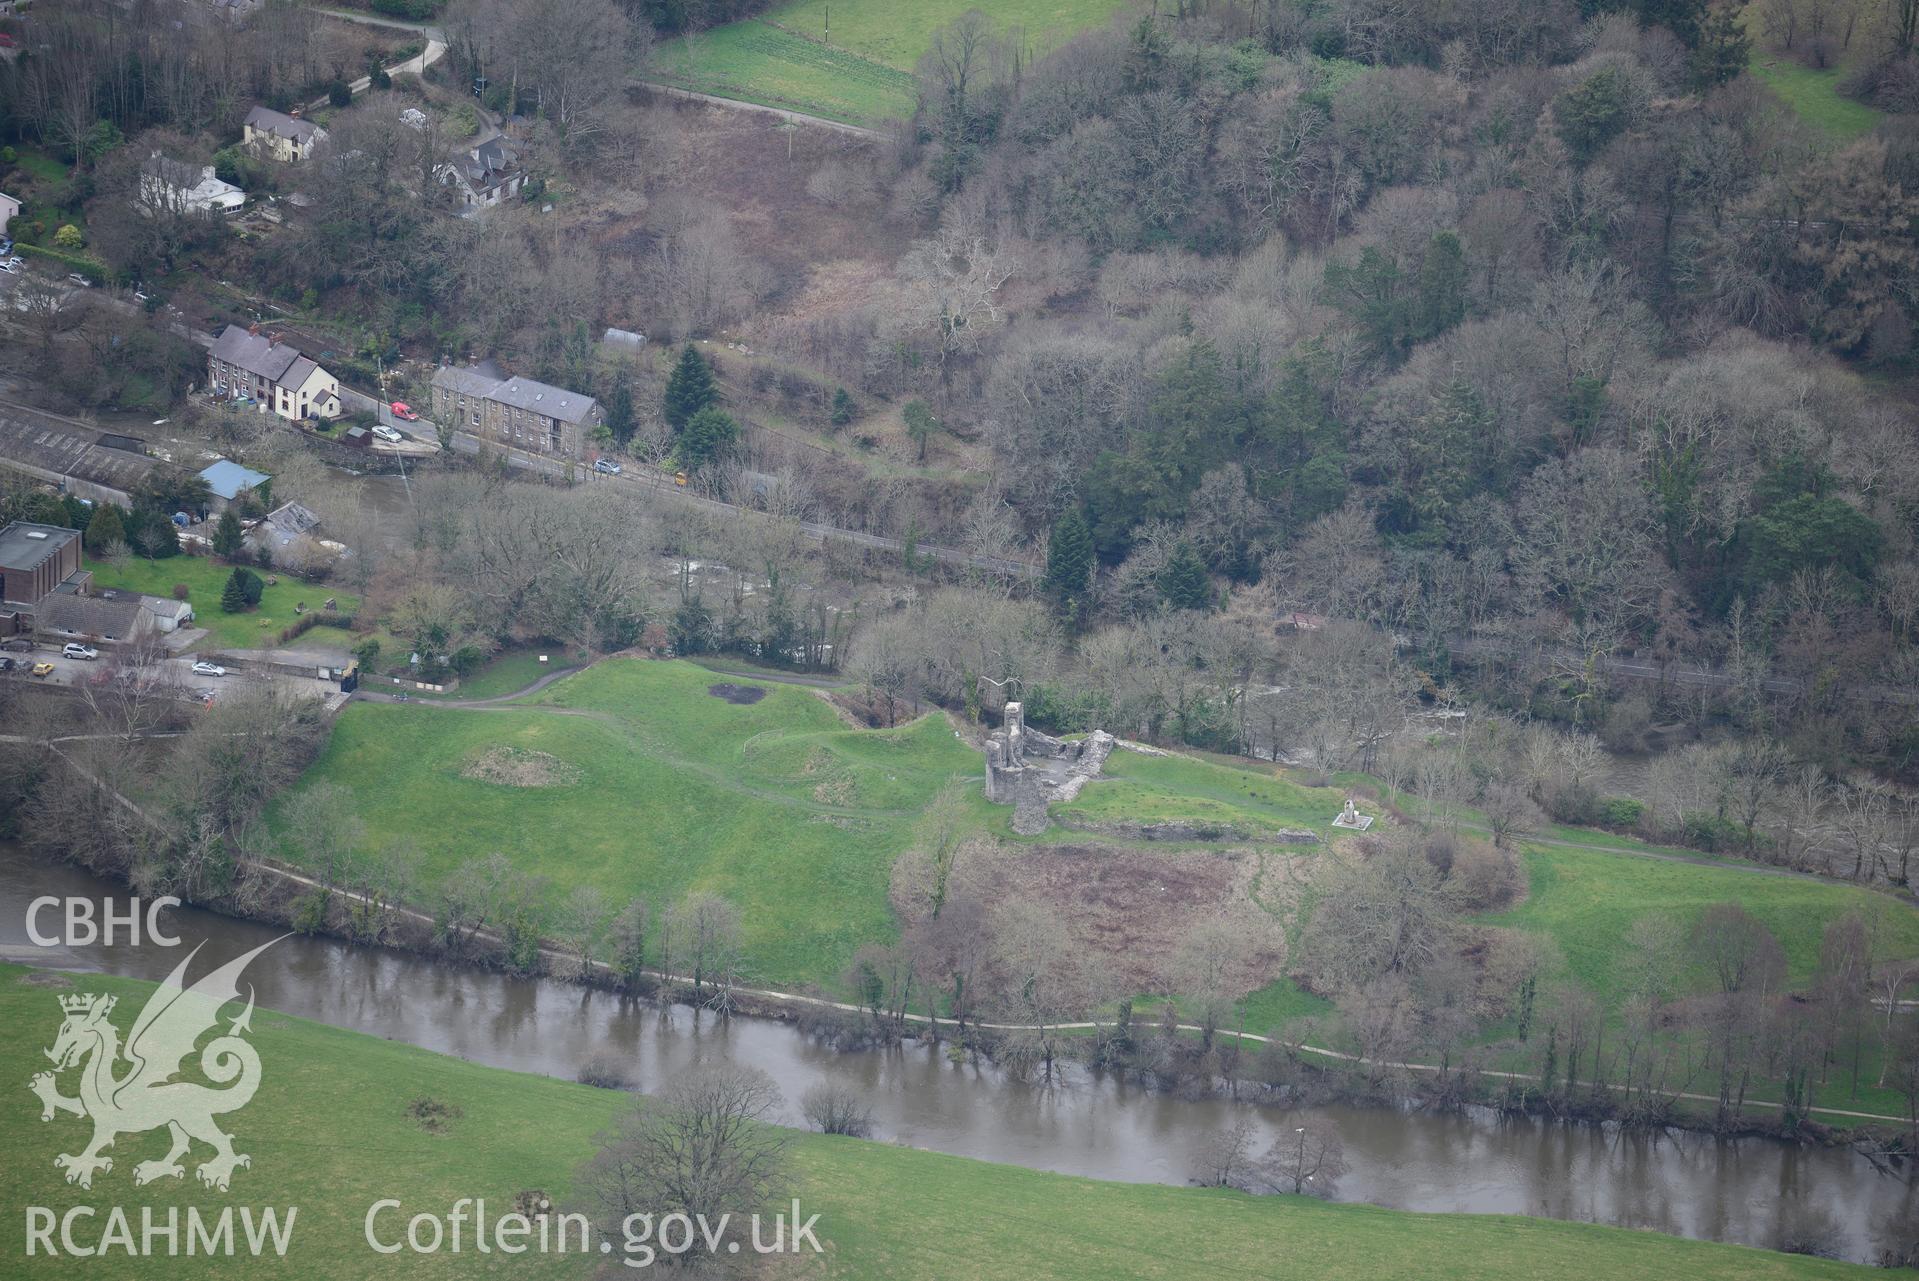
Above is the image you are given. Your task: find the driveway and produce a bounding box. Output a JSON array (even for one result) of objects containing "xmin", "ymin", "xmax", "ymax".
[{"xmin": 0, "ymin": 644, "xmax": 337, "ymax": 704}]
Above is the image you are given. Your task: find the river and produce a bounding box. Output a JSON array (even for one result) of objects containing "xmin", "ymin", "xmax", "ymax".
[{"xmin": 2, "ymin": 847, "xmax": 1911, "ymax": 1262}]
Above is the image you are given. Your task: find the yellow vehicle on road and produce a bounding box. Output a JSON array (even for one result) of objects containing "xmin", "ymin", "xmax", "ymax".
[{"xmin": 29, "ymin": 662, "xmax": 54, "ymax": 678}]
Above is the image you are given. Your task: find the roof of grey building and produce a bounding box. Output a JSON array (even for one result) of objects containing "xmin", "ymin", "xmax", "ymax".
[
  {"xmin": 266, "ymin": 501, "xmax": 321, "ymax": 535},
  {"xmin": 38, "ymin": 592, "xmax": 147, "ymax": 638},
  {"xmin": 208, "ymin": 325, "xmax": 312, "ymax": 384},
  {"xmin": 141, "ymin": 152, "xmax": 204, "ymax": 190},
  {"xmin": 244, "ymin": 105, "xmax": 324, "ymax": 145},
  {"xmin": 490, "ymin": 376, "xmax": 600, "ymax": 424},
  {"xmin": 282, "ymin": 355, "xmax": 321, "ymax": 389},
  {"xmin": 432, "ymin": 366, "xmax": 599, "ymax": 423},
  {"xmin": 198, "ymin": 458, "xmax": 272, "ymax": 500},
  {"xmin": 430, "ymin": 365, "xmax": 501, "ymax": 398},
  {"xmin": 0, "ymin": 521, "xmax": 79, "ymax": 573},
  {"xmin": 0, "ymin": 403, "xmax": 155, "ymax": 498},
  {"xmin": 141, "ymin": 594, "xmax": 193, "ymax": 618}
]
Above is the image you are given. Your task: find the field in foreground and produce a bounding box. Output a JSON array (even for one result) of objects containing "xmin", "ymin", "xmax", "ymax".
[
  {"xmin": 0, "ymin": 964, "xmax": 1887, "ymax": 1281},
  {"xmin": 655, "ymin": 0, "xmax": 1131, "ymax": 126}
]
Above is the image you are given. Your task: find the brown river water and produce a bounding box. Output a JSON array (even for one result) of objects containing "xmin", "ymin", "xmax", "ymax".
[{"xmin": 2, "ymin": 846, "xmax": 1912, "ymax": 1262}]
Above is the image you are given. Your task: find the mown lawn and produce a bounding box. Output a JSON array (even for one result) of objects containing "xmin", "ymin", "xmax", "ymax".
[
  {"xmin": 274, "ymin": 659, "xmax": 992, "ymax": 987},
  {"xmin": 763, "ymin": 0, "xmax": 1130, "ymax": 71},
  {"xmin": 1487, "ymin": 847, "xmax": 1919, "ymax": 999},
  {"xmin": 81, "ymin": 555, "xmax": 360, "ymax": 652},
  {"xmin": 658, "ymin": 21, "xmax": 918, "ymax": 126},
  {"xmin": 1059, "ymin": 749, "xmax": 1348, "ymax": 838},
  {"xmin": 11, "ymin": 146, "xmax": 71, "ymax": 183},
  {"xmin": 415, "ymin": 647, "xmax": 572, "ymax": 701},
  {"xmin": 655, "ymin": 0, "xmax": 1132, "ymax": 126},
  {"xmin": 1749, "ymin": 55, "xmax": 1882, "ymax": 138},
  {"xmin": 0, "ymin": 965, "xmax": 1881, "ymax": 1281}
]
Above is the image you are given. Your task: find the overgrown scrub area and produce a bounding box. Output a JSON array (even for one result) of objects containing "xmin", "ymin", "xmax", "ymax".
[{"xmin": 3, "ymin": 964, "xmax": 1888, "ymax": 1281}]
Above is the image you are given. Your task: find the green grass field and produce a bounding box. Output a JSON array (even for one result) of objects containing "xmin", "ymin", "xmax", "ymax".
[
  {"xmin": 1059, "ymin": 749, "xmax": 1346, "ymax": 837},
  {"xmin": 0, "ymin": 965, "xmax": 1883, "ymax": 1281},
  {"xmin": 280, "ymin": 656, "xmax": 1919, "ymax": 1036},
  {"xmin": 655, "ymin": 0, "xmax": 1132, "ymax": 126},
  {"xmin": 274, "ymin": 658, "xmax": 991, "ymax": 986},
  {"xmin": 412, "ymin": 648, "xmax": 571, "ymax": 700},
  {"xmin": 11, "ymin": 147, "xmax": 71, "ymax": 184},
  {"xmin": 660, "ymin": 22, "xmax": 918, "ymax": 125},
  {"xmin": 81, "ymin": 556, "xmax": 361, "ymax": 653},
  {"xmin": 1749, "ymin": 55, "xmax": 1882, "ymax": 138},
  {"xmin": 1490, "ymin": 848, "xmax": 1919, "ymax": 999}
]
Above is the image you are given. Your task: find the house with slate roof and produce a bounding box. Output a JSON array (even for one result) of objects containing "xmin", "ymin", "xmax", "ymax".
[
  {"xmin": 243, "ymin": 106, "xmax": 327, "ymax": 163},
  {"xmin": 436, "ymin": 135, "xmax": 526, "ymax": 214},
  {"xmin": 206, "ymin": 324, "xmax": 341, "ymax": 423},
  {"xmin": 429, "ymin": 363, "xmax": 603, "ymax": 459}
]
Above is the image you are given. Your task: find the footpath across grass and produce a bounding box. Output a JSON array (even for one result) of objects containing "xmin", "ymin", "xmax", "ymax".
[
  {"xmin": 0, "ymin": 965, "xmax": 1882, "ymax": 1281},
  {"xmin": 659, "ymin": 21, "xmax": 917, "ymax": 126},
  {"xmin": 81, "ymin": 555, "xmax": 360, "ymax": 652}
]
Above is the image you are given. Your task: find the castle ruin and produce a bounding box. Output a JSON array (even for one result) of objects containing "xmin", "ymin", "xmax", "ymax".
[{"xmin": 983, "ymin": 701, "xmax": 1116, "ymax": 834}]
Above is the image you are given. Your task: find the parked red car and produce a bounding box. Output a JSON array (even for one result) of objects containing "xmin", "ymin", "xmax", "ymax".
[
  {"xmin": 0, "ymin": 35, "xmax": 19, "ymax": 49},
  {"xmin": 390, "ymin": 401, "xmax": 420, "ymax": 421}
]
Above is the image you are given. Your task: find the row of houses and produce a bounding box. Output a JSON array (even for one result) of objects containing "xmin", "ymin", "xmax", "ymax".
[
  {"xmin": 202, "ymin": 323, "xmax": 610, "ymax": 468},
  {"xmin": 206, "ymin": 324, "xmax": 342, "ymax": 422},
  {"xmin": 430, "ymin": 361, "xmax": 603, "ymax": 458}
]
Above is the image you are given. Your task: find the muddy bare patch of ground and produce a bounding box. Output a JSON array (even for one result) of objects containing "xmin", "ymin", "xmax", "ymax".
[
  {"xmin": 460, "ymin": 746, "xmax": 582, "ymax": 788},
  {"xmin": 985, "ymin": 844, "xmax": 1297, "ymax": 996},
  {"xmin": 709, "ymin": 683, "xmax": 768, "ymax": 705}
]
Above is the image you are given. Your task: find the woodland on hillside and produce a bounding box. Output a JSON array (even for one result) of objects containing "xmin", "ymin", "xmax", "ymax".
[{"xmin": 4, "ymin": 0, "xmax": 1919, "ymax": 846}]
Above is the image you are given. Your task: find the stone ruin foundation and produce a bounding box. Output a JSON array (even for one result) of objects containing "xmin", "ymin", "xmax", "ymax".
[{"xmin": 983, "ymin": 701, "xmax": 1116, "ymax": 835}]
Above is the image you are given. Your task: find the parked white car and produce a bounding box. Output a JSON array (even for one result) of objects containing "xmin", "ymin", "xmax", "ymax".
[
  {"xmin": 371, "ymin": 424, "xmax": 405, "ymax": 443},
  {"xmin": 62, "ymin": 643, "xmax": 99, "ymax": 660},
  {"xmin": 593, "ymin": 458, "xmax": 623, "ymax": 475},
  {"xmin": 0, "ymin": 260, "xmax": 19, "ymax": 275},
  {"xmin": 191, "ymin": 660, "xmax": 226, "ymax": 678}
]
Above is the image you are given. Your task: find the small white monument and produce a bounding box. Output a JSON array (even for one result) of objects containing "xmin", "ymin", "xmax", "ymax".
[{"xmin": 1331, "ymin": 797, "xmax": 1373, "ymax": 831}]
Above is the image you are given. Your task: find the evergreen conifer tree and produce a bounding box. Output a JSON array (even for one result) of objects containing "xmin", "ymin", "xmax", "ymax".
[
  {"xmin": 212, "ymin": 509, "xmax": 244, "ymax": 560},
  {"xmin": 1161, "ymin": 542, "xmax": 1212, "ymax": 611},
  {"xmin": 1044, "ymin": 508, "xmax": 1094, "ymax": 618},
  {"xmin": 221, "ymin": 567, "xmax": 250, "ymax": 613},
  {"xmin": 663, "ymin": 344, "xmax": 717, "ymax": 433}
]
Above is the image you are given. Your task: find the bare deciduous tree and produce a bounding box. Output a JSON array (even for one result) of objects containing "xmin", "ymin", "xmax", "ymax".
[{"xmin": 575, "ymin": 1065, "xmax": 787, "ymax": 1265}]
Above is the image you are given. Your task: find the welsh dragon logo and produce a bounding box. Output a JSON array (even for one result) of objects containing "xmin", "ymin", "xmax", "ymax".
[{"xmin": 29, "ymin": 938, "xmax": 282, "ymax": 1192}]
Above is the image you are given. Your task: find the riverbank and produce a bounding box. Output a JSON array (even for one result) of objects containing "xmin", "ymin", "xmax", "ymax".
[
  {"xmin": 148, "ymin": 835, "xmax": 1919, "ymax": 1139},
  {"xmin": 2, "ymin": 960, "xmax": 1897, "ymax": 1280},
  {"xmin": 6, "ymin": 847, "xmax": 1914, "ymax": 1263}
]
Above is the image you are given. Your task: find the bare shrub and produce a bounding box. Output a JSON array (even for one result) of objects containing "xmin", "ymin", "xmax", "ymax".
[
  {"xmin": 1448, "ymin": 838, "xmax": 1526, "ymax": 910},
  {"xmin": 577, "ymin": 1055, "xmax": 634, "ymax": 1089},
  {"xmin": 800, "ymin": 1082, "xmax": 875, "ymax": 1137}
]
